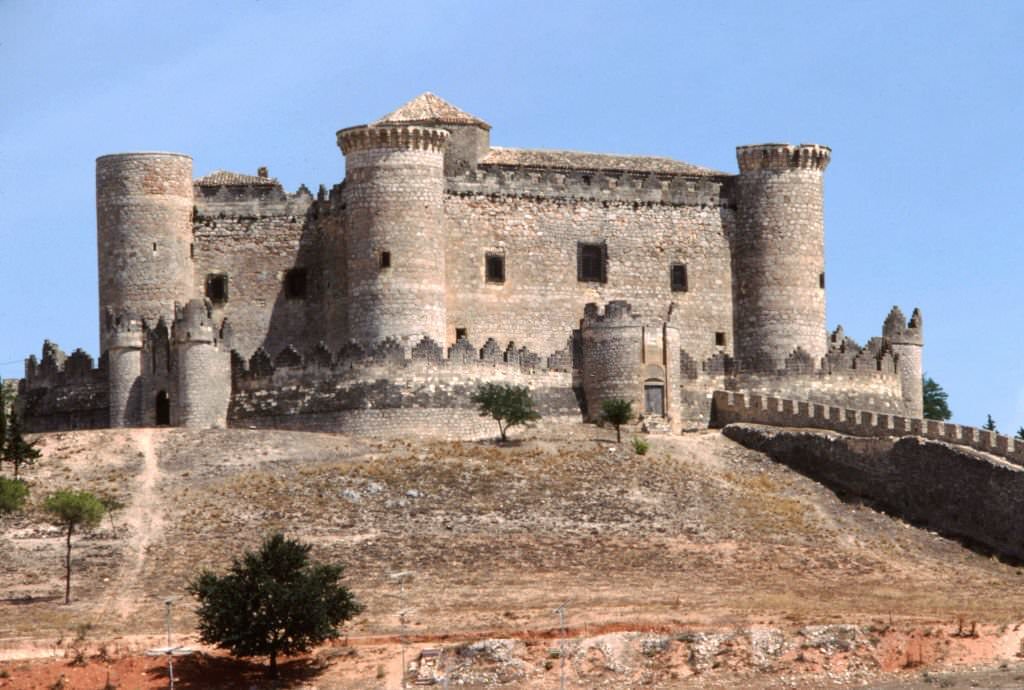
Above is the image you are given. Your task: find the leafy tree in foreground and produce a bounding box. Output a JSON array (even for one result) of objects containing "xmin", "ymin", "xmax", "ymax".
[
  {"xmin": 4, "ymin": 413, "xmax": 40, "ymax": 479},
  {"xmin": 44, "ymin": 490, "xmax": 105, "ymax": 604},
  {"xmin": 601, "ymin": 398, "xmax": 634, "ymax": 443},
  {"xmin": 189, "ymin": 533, "xmax": 363, "ymax": 678},
  {"xmin": 983, "ymin": 414, "xmax": 997, "ymax": 432},
  {"xmin": 0, "ymin": 477, "xmax": 29, "ymax": 514},
  {"xmin": 470, "ymin": 383, "xmax": 541, "ymax": 442},
  {"xmin": 922, "ymin": 375, "xmax": 952, "ymax": 421}
]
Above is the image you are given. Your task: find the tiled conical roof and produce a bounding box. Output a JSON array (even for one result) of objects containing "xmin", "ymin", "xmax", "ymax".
[{"xmin": 374, "ymin": 93, "xmax": 490, "ymax": 130}]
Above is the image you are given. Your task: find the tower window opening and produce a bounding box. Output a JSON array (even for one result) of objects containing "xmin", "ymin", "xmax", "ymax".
[
  {"xmin": 206, "ymin": 273, "xmax": 228, "ymax": 304},
  {"xmin": 715, "ymin": 332, "xmax": 727, "ymax": 347},
  {"xmin": 380, "ymin": 251, "xmax": 391, "ymax": 269},
  {"xmin": 155, "ymin": 391, "xmax": 170, "ymax": 426},
  {"xmin": 485, "ymin": 253, "xmax": 505, "ymax": 283},
  {"xmin": 577, "ymin": 242, "xmax": 607, "ymax": 283},
  {"xmin": 670, "ymin": 263, "xmax": 688, "ymax": 292},
  {"xmin": 190, "ymin": 243, "xmax": 194, "ymax": 260},
  {"xmin": 152, "ymin": 242, "xmax": 157, "ymax": 254},
  {"xmin": 819, "ymin": 272, "xmax": 825, "ymax": 289},
  {"xmin": 455, "ymin": 327, "xmax": 468, "ymax": 341},
  {"xmin": 284, "ymin": 268, "xmax": 308, "ymax": 299}
]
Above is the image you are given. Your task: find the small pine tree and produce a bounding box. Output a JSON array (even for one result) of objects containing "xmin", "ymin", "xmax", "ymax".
[
  {"xmin": 470, "ymin": 383, "xmax": 541, "ymax": 442},
  {"xmin": 5, "ymin": 413, "xmax": 40, "ymax": 480},
  {"xmin": 44, "ymin": 490, "xmax": 105, "ymax": 604},
  {"xmin": 0, "ymin": 477, "xmax": 29, "ymax": 514},
  {"xmin": 601, "ymin": 398, "xmax": 634, "ymax": 443},
  {"xmin": 1016, "ymin": 427, "xmax": 1024, "ymax": 441},
  {"xmin": 983, "ymin": 414, "xmax": 997, "ymax": 432},
  {"xmin": 189, "ymin": 533, "xmax": 363, "ymax": 678},
  {"xmin": 922, "ymin": 375, "xmax": 952, "ymax": 421}
]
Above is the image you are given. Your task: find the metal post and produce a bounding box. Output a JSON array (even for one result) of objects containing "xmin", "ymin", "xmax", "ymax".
[
  {"xmin": 165, "ymin": 599, "xmax": 175, "ymax": 690},
  {"xmin": 554, "ymin": 600, "xmax": 569, "ymax": 690}
]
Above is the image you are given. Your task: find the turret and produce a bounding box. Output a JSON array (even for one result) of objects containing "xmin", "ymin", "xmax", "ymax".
[
  {"xmin": 883, "ymin": 306, "xmax": 923, "ymax": 418},
  {"xmin": 172, "ymin": 299, "xmax": 231, "ymax": 428},
  {"xmin": 580, "ymin": 301, "xmax": 682, "ymax": 432},
  {"xmin": 104, "ymin": 309, "xmax": 144, "ymax": 427},
  {"xmin": 96, "ymin": 153, "xmax": 195, "ymax": 352},
  {"xmin": 337, "ymin": 117, "xmax": 450, "ymax": 346},
  {"xmin": 731, "ymin": 144, "xmax": 831, "ymax": 371}
]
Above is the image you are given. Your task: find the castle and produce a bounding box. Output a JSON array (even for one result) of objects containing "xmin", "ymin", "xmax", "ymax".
[{"xmin": 18, "ymin": 93, "xmax": 924, "ymax": 438}]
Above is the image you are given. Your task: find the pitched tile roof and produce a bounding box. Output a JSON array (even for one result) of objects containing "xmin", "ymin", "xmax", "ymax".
[
  {"xmin": 480, "ymin": 147, "xmax": 725, "ymax": 177},
  {"xmin": 194, "ymin": 170, "xmax": 280, "ymax": 187},
  {"xmin": 375, "ymin": 93, "xmax": 491, "ymax": 130}
]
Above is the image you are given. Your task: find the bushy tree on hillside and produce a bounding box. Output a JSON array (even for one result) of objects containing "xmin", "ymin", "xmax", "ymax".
[
  {"xmin": 0, "ymin": 477, "xmax": 28, "ymax": 514},
  {"xmin": 189, "ymin": 533, "xmax": 363, "ymax": 678},
  {"xmin": 470, "ymin": 383, "xmax": 541, "ymax": 442},
  {"xmin": 922, "ymin": 375, "xmax": 952, "ymax": 421},
  {"xmin": 983, "ymin": 414, "xmax": 997, "ymax": 432},
  {"xmin": 1016, "ymin": 427, "xmax": 1024, "ymax": 441},
  {"xmin": 601, "ymin": 398, "xmax": 634, "ymax": 443},
  {"xmin": 44, "ymin": 490, "xmax": 105, "ymax": 604}
]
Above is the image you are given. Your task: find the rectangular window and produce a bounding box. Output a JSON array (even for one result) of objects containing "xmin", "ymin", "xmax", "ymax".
[
  {"xmin": 206, "ymin": 273, "xmax": 228, "ymax": 304},
  {"xmin": 284, "ymin": 268, "xmax": 307, "ymax": 299},
  {"xmin": 670, "ymin": 263, "xmax": 688, "ymax": 292},
  {"xmin": 819, "ymin": 272, "xmax": 825, "ymax": 289},
  {"xmin": 455, "ymin": 327, "xmax": 468, "ymax": 341},
  {"xmin": 577, "ymin": 242, "xmax": 607, "ymax": 283},
  {"xmin": 715, "ymin": 331, "xmax": 726, "ymax": 347},
  {"xmin": 485, "ymin": 253, "xmax": 505, "ymax": 283},
  {"xmin": 380, "ymin": 251, "xmax": 391, "ymax": 269}
]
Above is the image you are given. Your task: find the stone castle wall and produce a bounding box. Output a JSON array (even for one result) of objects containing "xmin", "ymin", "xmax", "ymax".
[
  {"xmin": 444, "ymin": 178, "xmax": 735, "ymax": 359},
  {"xmin": 18, "ymin": 343, "xmax": 109, "ymax": 432},
  {"xmin": 192, "ymin": 187, "xmax": 321, "ymax": 358}
]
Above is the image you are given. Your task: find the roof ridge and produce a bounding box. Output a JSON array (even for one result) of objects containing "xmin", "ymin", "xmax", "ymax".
[{"xmin": 374, "ymin": 93, "xmax": 490, "ymax": 130}]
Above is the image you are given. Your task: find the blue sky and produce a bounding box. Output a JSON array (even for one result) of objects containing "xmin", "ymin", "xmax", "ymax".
[{"xmin": 1, "ymin": 1, "xmax": 1021, "ymax": 430}]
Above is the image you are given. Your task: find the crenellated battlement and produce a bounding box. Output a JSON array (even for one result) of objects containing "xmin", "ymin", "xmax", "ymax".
[
  {"xmin": 712, "ymin": 390, "xmax": 1024, "ymax": 468},
  {"xmin": 194, "ymin": 183, "xmax": 314, "ymax": 218},
  {"xmin": 23, "ymin": 341, "xmax": 105, "ymax": 388},
  {"xmin": 337, "ymin": 124, "xmax": 450, "ymax": 155},
  {"xmin": 173, "ymin": 298, "xmax": 218, "ymax": 344},
  {"xmin": 883, "ymin": 305, "xmax": 923, "ymax": 345},
  {"xmin": 447, "ymin": 166, "xmax": 729, "ymax": 207},
  {"xmin": 736, "ymin": 143, "xmax": 831, "ymax": 173}
]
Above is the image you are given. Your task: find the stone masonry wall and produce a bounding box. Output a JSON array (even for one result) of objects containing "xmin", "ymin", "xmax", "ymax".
[
  {"xmin": 443, "ymin": 185, "xmax": 735, "ymax": 359},
  {"xmin": 18, "ymin": 343, "xmax": 109, "ymax": 432},
  {"xmin": 192, "ymin": 190, "xmax": 321, "ymax": 359}
]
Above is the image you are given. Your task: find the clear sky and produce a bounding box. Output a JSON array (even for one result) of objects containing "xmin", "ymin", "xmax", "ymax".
[{"xmin": 1, "ymin": 1, "xmax": 1021, "ymax": 430}]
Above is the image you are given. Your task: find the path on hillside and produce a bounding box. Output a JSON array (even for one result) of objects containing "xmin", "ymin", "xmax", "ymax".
[{"xmin": 99, "ymin": 428, "xmax": 166, "ymax": 621}]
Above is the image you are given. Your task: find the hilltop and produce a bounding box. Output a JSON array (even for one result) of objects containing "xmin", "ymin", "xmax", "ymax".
[{"xmin": 3, "ymin": 423, "xmax": 1024, "ymax": 688}]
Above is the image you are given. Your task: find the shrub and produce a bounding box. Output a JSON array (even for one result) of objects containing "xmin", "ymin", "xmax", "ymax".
[
  {"xmin": 0, "ymin": 477, "xmax": 29, "ymax": 514},
  {"xmin": 470, "ymin": 383, "xmax": 541, "ymax": 442},
  {"xmin": 631, "ymin": 436, "xmax": 649, "ymax": 456},
  {"xmin": 601, "ymin": 398, "xmax": 634, "ymax": 443}
]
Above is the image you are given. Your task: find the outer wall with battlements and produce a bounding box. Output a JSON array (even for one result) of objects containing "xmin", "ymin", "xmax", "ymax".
[{"xmin": 18, "ymin": 93, "xmax": 923, "ymax": 437}]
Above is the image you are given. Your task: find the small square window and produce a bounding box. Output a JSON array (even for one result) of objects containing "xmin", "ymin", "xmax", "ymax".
[
  {"xmin": 670, "ymin": 263, "xmax": 688, "ymax": 292},
  {"xmin": 577, "ymin": 242, "xmax": 606, "ymax": 283},
  {"xmin": 284, "ymin": 268, "xmax": 307, "ymax": 299},
  {"xmin": 485, "ymin": 253, "xmax": 505, "ymax": 283},
  {"xmin": 715, "ymin": 332, "xmax": 726, "ymax": 347},
  {"xmin": 380, "ymin": 251, "xmax": 391, "ymax": 269},
  {"xmin": 455, "ymin": 327, "xmax": 468, "ymax": 341},
  {"xmin": 206, "ymin": 273, "xmax": 228, "ymax": 304}
]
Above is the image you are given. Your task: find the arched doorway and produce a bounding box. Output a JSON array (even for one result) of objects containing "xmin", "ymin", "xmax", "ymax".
[{"xmin": 155, "ymin": 391, "xmax": 170, "ymax": 426}]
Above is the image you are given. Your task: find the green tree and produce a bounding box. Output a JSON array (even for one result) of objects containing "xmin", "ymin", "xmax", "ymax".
[
  {"xmin": 43, "ymin": 490, "xmax": 105, "ymax": 604},
  {"xmin": 4, "ymin": 413, "xmax": 40, "ymax": 479},
  {"xmin": 0, "ymin": 477, "xmax": 29, "ymax": 514},
  {"xmin": 922, "ymin": 375, "xmax": 952, "ymax": 421},
  {"xmin": 983, "ymin": 414, "xmax": 997, "ymax": 432},
  {"xmin": 188, "ymin": 533, "xmax": 363, "ymax": 678},
  {"xmin": 470, "ymin": 383, "xmax": 541, "ymax": 442},
  {"xmin": 1016, "ymin": 427, "xmax": 1024, "ymax": 441},
  {"xmin": 601, "ymin": 398, "xmax": 634, "ymax": 443}
]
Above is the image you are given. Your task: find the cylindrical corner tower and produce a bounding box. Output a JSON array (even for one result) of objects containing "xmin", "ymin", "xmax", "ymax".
[
  {"xmin": 732, "ymin": 144, "xmax": 831, "ymax": 371},
  {"xmin": 337, "ymin": 124, "xmax": 449, "ymax": 345},
  {"xmin": 173, "ymin": 299, "xmax": 231, "ymax": 429},
  {"xmin": 97, "ymin": 152, "xmax": 195, "ymax": 351},
  {"xmin": 884, "ymin": 306, "xmax": 923, "ymax": 418}
]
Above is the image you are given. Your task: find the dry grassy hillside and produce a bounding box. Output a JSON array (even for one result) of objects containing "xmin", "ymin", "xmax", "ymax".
[{"xmin": 4, "ymin": 422, "xmax": 1024, "ymax": 687}]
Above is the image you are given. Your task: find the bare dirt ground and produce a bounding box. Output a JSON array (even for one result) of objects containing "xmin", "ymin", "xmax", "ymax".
[{"xmin": 4, "ymin": 422, "xmax": 1024, "ymax": 688}]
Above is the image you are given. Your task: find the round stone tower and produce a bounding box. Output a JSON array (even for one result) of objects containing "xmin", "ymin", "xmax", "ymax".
[
  {"xmin": 883, "ymin": 306, "xmax": 923, "ymax": 418},
  {"xmin": 732, "ymin": 144, "xmax": 831, "ymax": 371},
  {"xmin": 96, "ymin": 153, "xmax": 195, "ymax": 351},
  {"xmin": 337, "ymin": 124, "xmax": 449, "ymax": 345},
  {"xmin": 172, "ymin": 299, "xmax": 232, "ymax": 429},
  {"xmin": 104, "ymin": 310, "xmax": 144, "ymax": 428}
]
